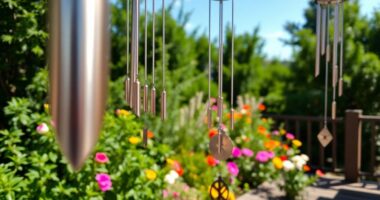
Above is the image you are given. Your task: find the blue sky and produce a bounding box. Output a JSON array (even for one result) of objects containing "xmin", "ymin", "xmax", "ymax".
[{"xmin": 166, "ymin": 0, "xmax": 380, "ymax": 60}]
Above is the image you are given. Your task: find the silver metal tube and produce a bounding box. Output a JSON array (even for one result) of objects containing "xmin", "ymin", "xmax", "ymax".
[
  {"xmin": 217, "ymin": 0, "xmax": 224, "ymax": 127},
  {"xmin": 135, "ymin": 80, "xmax": 141, "ymax": 117},
  {"xmin": 315, "ymin": 4, "xmax": 321, "ymax": 77},
  {"xmin": 321, "ymin": 7, "xmax": 326, "ymax": 55},
  {"xmin": 230, "ymin": 108, "xmax": 234, "ymax": 131},
  {"xmin": 339, "ymin": 3, "xmax": 344, "ymax": 96},
  {"xmin": 333, "ymin": 4, "xmax": 339, "ymax": 87},
  {"xmin": 161, "ymin": 90, "xmax": 167, "ymax": 120},
  {"xmin": 143, "ymin": 84, "xmax": 149, "ymax": 112},
  {"xmin": 125, "ymin": 77, "xmax": 130, "ymax": 104},
  {"xmin": 130, "ymin": 0, "xmax": 139, "ymax": 107},
  {"xmin": 49, "ymin": 0, "xmax": 109, "ymax": 170},
  {"xmin": 151, "ymin": 87, "xmax": 156, "ymax": 115}
]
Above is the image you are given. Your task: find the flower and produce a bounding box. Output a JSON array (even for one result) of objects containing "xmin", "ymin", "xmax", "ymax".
[
  {"xmin": 147, "ymin": 130, "xmax": 154, "ymax": 139},
  {"xmin": 316, "ymin": 169, "xmax": 325, "ymax": 177},
  {"xmin": 206, "ymin": 155, "xmax": 219, "ymax": 167},
  {"xmin": 286, "ymin": 133, "xmax": 295, "ymax": 140},
  {"xmin": 301, "ymin": 154, "xmax": 309, "ymax": 162},
  {"xmin": 212, "ymin": 105, "xmax": 218, "ymax": 111},
  {"xmin": 257, "ymin": 125, "xmax": 267, "ymax": 135},
  {"xmin": 36, "ymin": 123, "xmax": 49, "ymax": 134},
  {"xmin": 44, "ymin": 104, "xmax": 49, "ymax": 112},
  {"xmin": 209, "ymin": 129, "xmax": 218, "ymax": 138},
  {"xmin": 258, "ymin": 103, "xmax": 266, "ymax": 111},
  {"xmin": 280, "ymin": 155, "xmax": 288, "ymax": 161},
  {"xmin": 116, "ymin": 109, "xmax": 130, "ymax": 117},
  {"xmin": 128, "ymin": 136, "xmax": 141, "ymax": 144},
  {"xmin": 95, "ymin": 152, "xmax": 109, "ymax": 163},
  {"xmin": 292, "ymin": 139, "xmax": 302, "ymax": 147},
  {"xmin": 280, "ymin": 129, "xmax": 286, "ymax": 135},
  {"xmin": 145, "ymin": 169, "xmax": 157, "ymax": 180},
  {"xmin": 164, "ymin": 170, "xmax": 179, "ymax": 184},
  {"xmin": 272, "ymin": 130, "xmax": 280, "ymax": 135},
  {"xmin": 272, "ymin": 157, "xmax": 283, "ymax": 169},
  {"xmin": 163, "ymin": 190, "xmax": 169, "ymax": 198},
  {"xmin": 168, "ymin": 160, "xmax": 184, "ymax": 176},
  {"xmin": 255, "ymin": 151, "xmax": 273, "ymax": 163},
  {"xmin": 303, "ymin": 165, "xmax": 311, "ymax": 172},
  {"xmin": 232, "ymin": 147, "xmax": 242, "ymax": 158},
  {"xmin": 95, "ymin": 173, "xmax": 112, "ymax": 192},
  {"xmin": 283, "ymin": 160, "xmax": 295, "ymax": 171},
  {"xmin": 227, "ymin": 162, "xmax": 239, "ymax": 176},
  {"xmin": 241, "ymin": 148, "xmax": 254, "ymax": 157},
  {"xmin": 264, "ymin": 140, "xmax": 280, "ymax": 150}
]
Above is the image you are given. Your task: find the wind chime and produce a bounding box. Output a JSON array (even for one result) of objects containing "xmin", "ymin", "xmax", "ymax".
[
  {"xmin": 125, "ymin": 0, "xmax": 167, "ymax": 146},
  {"xmin": 314, "ymin": 0, "xmax": 345, "ymax": 147},
  {"xmin": 49, "ymin": 0, "xmax": 109, "ymax": 170},
  {"xmin": 208, "ymin": 0, "xmax": 235, "ymax": 199}
]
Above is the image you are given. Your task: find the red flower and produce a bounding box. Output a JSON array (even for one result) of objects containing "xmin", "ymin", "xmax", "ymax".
[
  {"xmin": 280, "ymin": 155, "xmax": 288, "ymax": 161},
  {"xmin": 316, "ymin": 169, "xmax": 325, "ymax": 177},
  {"xmin": 209, "ymin": 129, "xmax": 217, "ymax": 138},
  {"xmin": 147, "ymin": 130, "xmax": 154, "ymax": 139},
  {"xmin": 303, "ymin": 165, "xmax": 311, "ymax": 172},
  {"xmin": 206, "ymin": 155, "xmax": 218, "ymax": 167},
  {"xmin": 172, "ymin": 161, "xmax": 184, "ymax": 176}
]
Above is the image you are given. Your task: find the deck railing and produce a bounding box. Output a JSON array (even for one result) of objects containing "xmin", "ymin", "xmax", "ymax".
[{"xmin": 264, "ymin": 110, "xmax": 380, "ymax": 182}]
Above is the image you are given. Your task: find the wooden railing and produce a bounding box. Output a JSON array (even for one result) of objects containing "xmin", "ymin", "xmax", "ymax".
[{"xmin": 264, "ymin": 110, "xmax": 380, "ymax": 183}]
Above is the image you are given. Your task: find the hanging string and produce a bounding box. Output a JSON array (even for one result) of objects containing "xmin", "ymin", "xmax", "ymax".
[
  {"xmin": 231, "ymin": 0, "xmax": 234, "ymax": 107},
  {"xmin": 162, "ymin": 0, "xmax": 166, "ymax": 89},
  {"xmin": 144, "ymin": 0, "xmax": 148, "ymax": 84},
  {"xmin": 323, "ymin": 6, "xmax": 329, "ymax": 127}
]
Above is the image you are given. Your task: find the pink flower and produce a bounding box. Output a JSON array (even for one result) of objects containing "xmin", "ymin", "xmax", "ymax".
[
  {"xmin": 241, "ymin": 148, "xmax": 254, "ymax": 157},
  {"xmin": 36, "ymin": 123, "xmax": 49, "ymax": 134},
  {"xmin": 163, "ymin": 190, "xmax": 169, "ymax": 198},
  {"xmin": 255, "ymin": 151, "xmax": 274, "ymax": 163},
  {"xmin": 95, "ymin": 152, "xmax": 109, "ymax": 163},
  {"xmin": 227, "ymin": 162, "xmax": 239, "ymax": 176},
  {"xmin": 183, "ymin": 184, "xmax": 190, "ymax": 192},
  {"xmin": 210, "ymin": 97, "xmax": 217, "ymax": 104},
  {"xmin": 212, "ymin": 105, "xmax": 218, "ymax": 111},
  {"xmin": 286, "ymin": 133, "xmax": 295, "ymax": 140},
  {"xmin": 172, "ymin": 191, "xmax": 180, "ymax": 198},
  {"xmin": 232, "ymin": 147, "xmax": 242, "ymax": 158},
  {"xmin": 95, "ymin": 173, "xmax": 112, "ymax": 192},
  {"xmin": 272, "ymin": 130, "xmax": 279, "ymax": 135}
]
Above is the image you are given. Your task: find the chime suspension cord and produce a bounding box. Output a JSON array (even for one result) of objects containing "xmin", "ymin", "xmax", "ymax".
[
  {"xmin": 230, "ymin": 0, "xmax": 234, "ymax": 108},
  {"xmin": 152, "ymin": 0, "xmax": 156, "ymax": 86},
  {"xmin": 144, "ymin": 0, "xmax": 148, "ymax": 84},
  {"xmin": 218, "ymin": 0, "xmax": 223, "ymax": 128},
  {"xmin": 324, "ymin": 6, "xmax": 329, "ymax": 127},
  {"xmin": 339, "ymin": 3, "xmax": 344, "ymax": 96},
  {"xmin": 208, "ymin": 0, "xmax": 211, "ymax": 108},
  {"xmin": 162, "ymin": 0, "xmax": 166, "ymax": 90},
  {"xmin": 126, "ymin": 0, "xmax": 130, "ymax": 77}
]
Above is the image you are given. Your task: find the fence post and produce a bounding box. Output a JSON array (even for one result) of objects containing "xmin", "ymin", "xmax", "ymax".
[{"xmin": 344, "ymin": 109, "xmax": 362, "ymax": 182}]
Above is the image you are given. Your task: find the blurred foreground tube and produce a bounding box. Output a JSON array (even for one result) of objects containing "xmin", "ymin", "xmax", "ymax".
[{"xmin": 49, "ymin": 0, "xmax": 109, "ymax": 170}]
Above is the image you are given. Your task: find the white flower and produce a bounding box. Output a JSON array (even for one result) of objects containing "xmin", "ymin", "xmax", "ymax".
[
  {"xmin": 301, "ymin": 154, "xmax": 309, "ymax": 162},
  {"xmin": 164, "ymin": 170, "xmax": 179, "ymax": 184},
  {"xmin": 283, "ymin": 160, "xmax": 295, "ymax": 172},
  {"xmin": 36, "ymin": 123, "xmax": 49, "ymax": 134},
  {"xmin": 295, "ymin": 160, "xmax": 306, "ymax": 170}
]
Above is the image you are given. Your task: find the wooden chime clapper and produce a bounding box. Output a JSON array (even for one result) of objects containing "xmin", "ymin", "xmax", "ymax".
[
  {"xmin": 49, "ymin": 0, "xmax": 109, "ymax": 170},
  {"xmin": 314, "ymin": 0, "xmax": 345, "ymax": 147},
  {"xmin": 208, "ymin": 0, "xmax": 234, "ymax": 199}
]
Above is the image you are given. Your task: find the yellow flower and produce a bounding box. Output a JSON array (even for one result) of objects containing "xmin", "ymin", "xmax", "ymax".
[
  {"xmin": 44, "ymin": 104, "xmax": 49, "ymax": 112},
  {"xmin": 292, "ymin": 139, "xmax": 302, "ymax": 147},
  {"xmin": 261, "ymin": 118, "xmax": 267, "ymax": 123},
  {"xmin": 166, "ymin": 158, "xmax": 175, "ymax": 165},
  {"xmin": 280, "ymin": 129, "xmax": 286, "ymax": 135},
  {"xmin": 145, "ymin": 169, "xmax": 157, "ymax": 180},
  {"xmin": 272, "ymin": 157, "xmax": 283, "ymax": 169},
  {"xmin": 128, "ymin": 136, "xmax": 141, "ymax": 144},
  {"xmin": 116, "ymin": 109, "xmax": 130, "ymax": 117}
]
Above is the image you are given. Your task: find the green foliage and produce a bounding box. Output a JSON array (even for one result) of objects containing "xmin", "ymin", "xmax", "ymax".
[{"xmin": 0, "ymin": 70, "xmax": 172, "ymax": 199}]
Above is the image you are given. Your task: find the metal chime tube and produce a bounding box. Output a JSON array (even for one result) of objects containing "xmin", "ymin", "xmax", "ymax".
[
  {"xmin": 321, "ymin": 6, "xmax": 326, "ymax": 55},
  {"xmin": 230, "ymin": 0, "xmax": 235, "ymax": 131},
  {"xmin": 49, "ymin": 0, "xmax": 109, "ymax": 170},
  {"xmin": 131, "ymin": 0, "xmax": 140, "ymax": 117},
  {"xmin": 161, "ymin": 0, "xmax": 167, "ymax": 120},
  {"xmin": 151, "ymin": 0, "xmax": 157, "ymax": 115},
  {"xmin": 207, "ymin": 0, "xmax": 213, "ymax": 129},
  {"xmin": 324, "ymin": 6, "xmax": 330, "ymax": 127},
  {"xmin": 217, "ymin": 0, "xmax": 224, "ymax": 154},
  {"xmin": 332, "ymin": 3, "xmax": 339, "ymax": 120},
  {"xmin": 125, "ymin": 0, "xmax": 131, "ymax": 104},
  {"xmin": 143, "ymin": 0, "xmax": 149, "ymax": 113},
  {"xmin": 315, "ymin": 4, "xmax": 321, "ymax": 77},
  {"xmin": 339, "ymin": 2, "xmax": 344, "ymax": 96}
]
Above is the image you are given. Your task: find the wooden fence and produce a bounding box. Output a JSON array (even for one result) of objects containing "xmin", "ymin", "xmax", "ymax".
[{"xmin": 264, "ymin": 110, "xmax": 380, "ymax": 183}]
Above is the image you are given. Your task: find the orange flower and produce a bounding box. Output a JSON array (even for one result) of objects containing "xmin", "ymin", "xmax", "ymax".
[
  {"xmin": 209, "ymin": 129, "xmax": 218, "ymax": 138},
  {"xmin": 147, "ymin": 130, "xmax": 154, "ymax": 139},
  {"xmin": 258, "ymin": 103, "xmax": 266, "ymax": 111},
  {"xmin": 226, "ymin": 112, "xmax": 242, "ymax": 120},
  {"xmin": 283, "ymin": 144, "xmax": 289, "ymax": 150},
  {"xmin": 258, "ymin": 125, "xmax": 267, "ymax": 135},
  {"xmin": 206, "ymin": 155, "xmax": 218, "ymax": 167},
  {"xmin": 243, "ymin": 104, "xmax": 251, "ymax": 111},
  {"xmin": 264, "ymin": 140, "xmax": 280, "ymax": 150},
  {"xmin": 303, "ymin": 165, "xmax": 311, "ymax": 172},
  {"xmin": 245, "ymin": 118, "xmax": 252, "ymax": 124},
  {"xmin": 261, "ymin": 118, "xmax": 267, "ymax": 123}
]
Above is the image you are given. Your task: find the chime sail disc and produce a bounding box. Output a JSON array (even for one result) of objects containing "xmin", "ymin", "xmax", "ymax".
[
  {"xmin": 209, "ymin": 131, "xmax": 233, "ymax": 161},
  {"xmin": 209, "ymin": 176, "xmax": 229, "ymax": 200},
  {"xmin": 317, "ymin": 127, "xmax": 333, "ymax": 147},
  {"xmin": 49, "ymin": 0, "xmax": 109, "ymax": 170}
]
